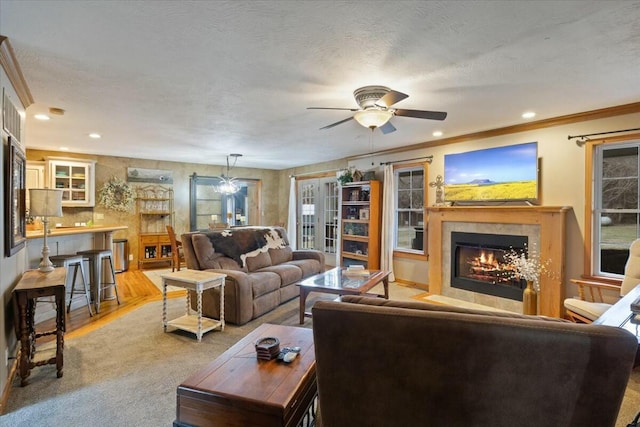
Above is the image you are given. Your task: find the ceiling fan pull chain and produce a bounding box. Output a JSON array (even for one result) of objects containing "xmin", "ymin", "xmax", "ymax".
[{"xmin": 370, "ymin": 128, "xmax": 375, "ymax": 166}]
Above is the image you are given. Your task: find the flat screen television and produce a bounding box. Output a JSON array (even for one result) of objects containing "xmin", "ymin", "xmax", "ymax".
[{"xmin": 444, "ymin": 141, "xmax": 539, "ymax": 204}]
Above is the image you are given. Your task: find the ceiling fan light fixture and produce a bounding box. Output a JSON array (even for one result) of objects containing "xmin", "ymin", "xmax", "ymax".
[{"xmin": 354, "ymin": 109, "xmax": 393, "ymax": 129}]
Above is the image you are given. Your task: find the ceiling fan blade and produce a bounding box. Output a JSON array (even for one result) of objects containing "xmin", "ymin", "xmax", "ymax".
[
  {"xmin": 307, "ymin": 107, "xmax": 360, "ymax": 111},
  {"xmin": 320, "ymin": 116, "xmax": 354, "ymax": 130},
  {"xmin": 394, "ymin": 109, "xmax": 447, "ymax": 121},
  {"xmin": 375, "ymin": 90, "xmax": 409, "ymax": 108},
  {"xmin": 379, "ymin": 121, "xmax": 396, "ymax": 134}
]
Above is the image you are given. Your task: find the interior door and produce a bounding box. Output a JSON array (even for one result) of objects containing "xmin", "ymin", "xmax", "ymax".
[{"xmin": 297, "ymin": 177, "xmax": 338, "ymax": 266}]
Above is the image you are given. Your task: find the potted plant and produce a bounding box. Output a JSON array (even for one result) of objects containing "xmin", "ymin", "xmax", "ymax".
[{"xmin": 337, "ymin": 169, "xmax": 353, "ymax": 186}]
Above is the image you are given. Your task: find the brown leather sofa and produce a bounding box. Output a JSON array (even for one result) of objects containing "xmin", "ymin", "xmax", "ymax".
[
  {"xmin": 312, "ymin": 295, "xmax": 637, "ymax": 427},
  {"xmin": 182, "ymin": 226, "xmax": 324, "ymax": 325}
]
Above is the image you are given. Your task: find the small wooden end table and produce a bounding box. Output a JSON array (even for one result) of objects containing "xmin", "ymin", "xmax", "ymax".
[
  {"xmin": 161, "ymin": 270, "xmax": 226, "ymax": 342},
  {"xmin": 297, "ymin": 267, "xmax": 391, "ymax": 324},
  {"xmin": 12, "ymin": 268, "xmax": 67, "ymax": 386}
]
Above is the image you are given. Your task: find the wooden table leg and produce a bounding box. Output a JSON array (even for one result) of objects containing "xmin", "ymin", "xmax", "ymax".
[
  {"xmin": 383, "ymin": 277, "xmax": 389, "ymax": 299},
  {"xmin": 196, "ymin": 286, "xmax": 203, "ymax": 342},
  {"xmin": 55, "ymin": 289, "xmax": 65, "ymax": 378},
  {"xmin": 17, "ymin": 296, "xmax": 30, "ymax": 386},
  {"xmin": 163, "ymin": 280, "xmax": 168, "ymax": 332},
  {"xmin": 299, "ymin": 287, "xmax": 310, "ymax": 324}
]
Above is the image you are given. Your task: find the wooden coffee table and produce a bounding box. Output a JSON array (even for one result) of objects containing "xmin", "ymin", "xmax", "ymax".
[
  {"xmin": 175, "ymin": 323, "xmax": 317, "ymax": 427},
  {"xmin": 297, "ymin": 267, "xmax": 391, "ymax": 324}
]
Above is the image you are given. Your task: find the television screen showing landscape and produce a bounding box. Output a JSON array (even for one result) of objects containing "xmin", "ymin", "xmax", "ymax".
[{"xmin": 444, "ymin": 142, "xmax": 538, "ymax": 202}]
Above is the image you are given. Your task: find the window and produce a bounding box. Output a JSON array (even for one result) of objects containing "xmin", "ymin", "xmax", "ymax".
[
  {"xmin": 592, "ymin": 140, "xmax": 640, "ymax": 277},
  {"xmin": 395, "ymin": 165, "xmax": 426, "ymax": 252}
]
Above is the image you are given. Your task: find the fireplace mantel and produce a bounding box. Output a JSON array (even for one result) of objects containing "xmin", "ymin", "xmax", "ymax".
[{"xmin": 426, "ymin": 205, "xmax": 572, "ymax": 317}]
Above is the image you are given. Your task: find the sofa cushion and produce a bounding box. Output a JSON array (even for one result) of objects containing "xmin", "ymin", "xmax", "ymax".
[
  {"xmin": 249, "ymin": 271, "xmax": 281, "ymax": 298},
  {"xmin": 245, "ymin": 251, "xmax": 273, "ymax": 272},
  {"xmin": 280, "ymin": 283, "xmax": 300, "ymax": 302},
  {"xmin": 340, "ymin": 295, "xmax": 570, "ymax": 323},
  {"xmin": 191, "ymin": 234, "xmax": 225, "ymax": 269},
  {"xmin": 269, "ymin": 246, "xmax": 293, "ymax": 264},
  {"xmin": 285, "ymin": 259, "xmax": 321, "ymax": 277},
  {"xmin": 216, "ymin": 256, "xmax": 246, "ymax": 272},
  {"xmin": 253, "ymin": 291, "xmax": 281, "ymax": 319},
  {"xmin": 257, "ymin": 264, "xmax": 303, "ymax": 286}
]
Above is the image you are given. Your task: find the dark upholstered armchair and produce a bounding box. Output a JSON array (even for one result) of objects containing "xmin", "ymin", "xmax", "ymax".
[{"xmin": 312, "ymin": 296, "xmax": 637, "ymax": 427}]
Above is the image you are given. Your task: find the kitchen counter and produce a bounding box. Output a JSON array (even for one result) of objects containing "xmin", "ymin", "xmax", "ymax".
[{"xmin": 27, "ymin": 225, "xmax": 128, "ymax": 239}]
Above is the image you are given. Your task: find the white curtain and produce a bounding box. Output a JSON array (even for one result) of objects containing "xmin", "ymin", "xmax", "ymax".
[
  {"xmin": 287, "ymin": 176, "xmax": 297, "ymax": 250},
  {"xmin": 381, "ymin": 164, "xmax": 395, "ymax": 282}
]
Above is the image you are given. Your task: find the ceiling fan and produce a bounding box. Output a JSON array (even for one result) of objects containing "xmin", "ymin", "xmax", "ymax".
[{"xmin": 307, "ymin": 85, "xmax": 447, "ymax": 134}]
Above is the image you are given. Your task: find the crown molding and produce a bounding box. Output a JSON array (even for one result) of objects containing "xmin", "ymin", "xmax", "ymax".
[
  {"xmin": 0, "ymin": 35, "xmax": 34, "ymax": 108},
  {"xmin": 349, "ymin": 101, "xmax": 640, "ymax": 161}
]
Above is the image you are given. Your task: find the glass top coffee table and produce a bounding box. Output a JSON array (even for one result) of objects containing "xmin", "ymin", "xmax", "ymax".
[{"xmin": 296, "ymin": 267, "xmax": 391, "ymax": 324}]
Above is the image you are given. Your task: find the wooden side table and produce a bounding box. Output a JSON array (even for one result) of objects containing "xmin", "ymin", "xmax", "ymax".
[
  {"xmin": 12, "ymin": 268, "xmax": 67, "ymax": 386},
  {"xmin": 161, "ymin": 270, "xmax": 226, "ymax": 342}
]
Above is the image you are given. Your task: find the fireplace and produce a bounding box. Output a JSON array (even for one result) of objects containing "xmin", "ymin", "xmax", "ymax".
[
  {"xmin": 451, "ymin": 232, "xmax": 528, "ymax": 301},
  {"xmin": 427, "ymin": 206, "xmax": 570, "ymax": 317}
]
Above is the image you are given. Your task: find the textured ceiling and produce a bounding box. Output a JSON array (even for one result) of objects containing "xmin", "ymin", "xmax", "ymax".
[{"xmin": 1, "ymin": 1, "xmax": 639, "ymax": 170}]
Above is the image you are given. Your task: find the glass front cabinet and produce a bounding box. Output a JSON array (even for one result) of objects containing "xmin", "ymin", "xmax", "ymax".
[{"xmin": 46, "ymin": 157, "xmax": 96, "ymax": 207}]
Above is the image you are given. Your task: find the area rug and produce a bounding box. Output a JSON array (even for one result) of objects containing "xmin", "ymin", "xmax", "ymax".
[
  {"xmin": 1, "ymin": 292, "xmax": 327, "ymax": 426},
  {"xmin": 142, "ymin": 268, "xmax": 188, "ymax": 293},
  {"xmin": 3, "ymin": 292, "xmax": 639, "ymax": 426}
]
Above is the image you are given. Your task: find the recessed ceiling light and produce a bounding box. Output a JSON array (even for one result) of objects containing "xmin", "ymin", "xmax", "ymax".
[
  {"xmin": 432, "ymin": 131, "xmax": 443, "ymax": 137},
  {"xmin": 88, "ymin": 133, "xmax": 101, "ymax": 139},
  {"xmin": 34, "ymin": 114, "xmax": 50, "ymax": 121},
  {"xmin": 522, "ymin": 111, "xmax": 536, "ymax": 119}
]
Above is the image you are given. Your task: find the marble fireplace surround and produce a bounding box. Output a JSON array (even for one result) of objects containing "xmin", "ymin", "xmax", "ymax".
[{"xmin": 427, "ymin": 206, "xmax": 572, "ymax": 317}]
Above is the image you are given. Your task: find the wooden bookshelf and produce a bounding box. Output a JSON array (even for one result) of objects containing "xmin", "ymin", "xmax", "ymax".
[{"xmin": 339, "ymin": 180, "xmax": 381, "ymax": 269}]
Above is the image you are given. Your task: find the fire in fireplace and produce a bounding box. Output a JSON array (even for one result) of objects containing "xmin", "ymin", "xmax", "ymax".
[{"xmin": 451, "ymin": 232, "xmax": 528, "ymax": 301}]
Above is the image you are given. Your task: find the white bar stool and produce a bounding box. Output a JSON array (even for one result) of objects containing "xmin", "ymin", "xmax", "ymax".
[{"xmin": 50, "ymin": 254, "xmax": 93, "ymax": 317}]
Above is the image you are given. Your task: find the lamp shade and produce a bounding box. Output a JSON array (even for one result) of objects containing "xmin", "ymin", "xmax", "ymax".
[
  {"xmin": 29, "ymin": 189, "xmax": 63, "ymax": 217},
  {"xmin": 354, "ymin": 109, "xmax": 393, "ymax": 129}
]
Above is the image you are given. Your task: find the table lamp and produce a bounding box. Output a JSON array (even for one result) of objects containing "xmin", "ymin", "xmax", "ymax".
[{"xmin": 29, "ymin": 188, "xmax": 63, "ymax": 272}]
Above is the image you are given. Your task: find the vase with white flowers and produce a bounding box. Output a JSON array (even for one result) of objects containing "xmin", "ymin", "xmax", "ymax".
[{"xmin": 502, "ymin": 244, "xmax": 551, "ymax": 315}]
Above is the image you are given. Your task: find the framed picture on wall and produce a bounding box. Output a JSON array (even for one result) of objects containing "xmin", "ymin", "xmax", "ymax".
[{"xmin": 5, "ymin": 136, "xmax": 27, "ymax": 256}]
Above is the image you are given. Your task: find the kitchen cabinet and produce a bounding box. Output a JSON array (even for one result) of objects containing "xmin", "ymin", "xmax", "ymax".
[
  {"xmin": 46, "ymin": 157, "xmax": 96, "ymax": 207},
  {"xmin": 26, "ymin": 160, "xmax": 45, "ymax": 211}
]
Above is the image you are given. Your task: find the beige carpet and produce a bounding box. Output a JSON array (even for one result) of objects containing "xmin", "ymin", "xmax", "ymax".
[
  {"xmin": 142, "ymin": 267, "xmax": 188, "ymax": 293},
  {"xmin": 3, "ymin": 290, "xmax": 327, "ymax": 426},
  {"xmin": 5, "ymin": 278, "xmax": 638, "ymax": 426}
]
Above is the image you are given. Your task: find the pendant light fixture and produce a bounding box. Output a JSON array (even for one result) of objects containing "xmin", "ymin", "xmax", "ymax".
[{"xmin": 215, "ymin": 154, "xmax": 242, "ymax": 195}]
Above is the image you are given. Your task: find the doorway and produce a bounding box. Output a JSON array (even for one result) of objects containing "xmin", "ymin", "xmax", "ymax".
[{"xmin": 297, "ymin": 177, "xmax": 339, "ymax": 266}]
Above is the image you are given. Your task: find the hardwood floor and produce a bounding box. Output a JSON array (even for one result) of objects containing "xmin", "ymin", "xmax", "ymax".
[{"xmin": 37, "ymin": 268, "xmax": 184, "ymax": 340}]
